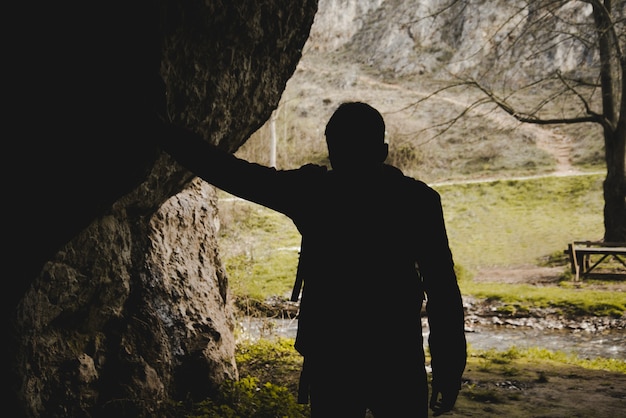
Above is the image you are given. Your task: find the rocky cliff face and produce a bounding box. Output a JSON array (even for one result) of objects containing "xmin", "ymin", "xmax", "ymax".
[
  {"xmin": 308, "ymin": 0, "xmax": 600, "ymax": 80},
  {"xmin": 8, "ymin": 1, "xmax": 317, "ymax": 417}
]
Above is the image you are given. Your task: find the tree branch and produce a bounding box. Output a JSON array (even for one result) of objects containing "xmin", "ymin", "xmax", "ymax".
[{"xmin": 467, "ymin": 79, "xmax": 603, "ymax": 125}]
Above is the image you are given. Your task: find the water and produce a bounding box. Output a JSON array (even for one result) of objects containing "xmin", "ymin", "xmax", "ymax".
[
  {"xmin": 237, "ymin": 317, "xmax": 626, "ymax": 360},
  {"xmin": 464, "ymin": 326, "xmax": 626, "ymax": 359}
]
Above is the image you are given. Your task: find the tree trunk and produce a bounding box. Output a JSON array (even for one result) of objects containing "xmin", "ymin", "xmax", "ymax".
[
  {"xmin": 593, "ymin": 1, "xmax": 625, "ymax": 242},
  {"xmin": 603, "ymin": 125, "xmax": 626, "ymax": 242}
]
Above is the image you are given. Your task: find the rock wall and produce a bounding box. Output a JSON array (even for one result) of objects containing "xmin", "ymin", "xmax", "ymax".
[
  {"xmin": 8, "ymin": 1, "xmax": 317, "ymax": 417},
  {"xmin": 307, "ymin": 0, "xmax": 601, "ymax": 80}
]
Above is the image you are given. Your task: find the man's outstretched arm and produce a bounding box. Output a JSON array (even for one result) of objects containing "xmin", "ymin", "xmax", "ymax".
[
  {"xmin": 159, "ymin": 125, "xmax": 293, "ymax": 211},
  {"xmin": 160, "ymin": 126, "xmax": 259, "ymax": 193}
]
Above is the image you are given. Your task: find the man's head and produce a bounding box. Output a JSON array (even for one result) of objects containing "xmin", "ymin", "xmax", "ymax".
[{"xmin": 325, "ymin": 102, "xmax": 388, "ymax": 171}]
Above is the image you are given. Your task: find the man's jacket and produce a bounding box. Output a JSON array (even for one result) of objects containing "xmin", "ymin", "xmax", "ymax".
[{"xmin": 161, "ymin": 128, "xmax": 466, "ymax": 388}]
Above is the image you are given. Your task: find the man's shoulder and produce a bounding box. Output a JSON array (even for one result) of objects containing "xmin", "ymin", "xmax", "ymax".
[
  {"xmin": 271, "ymin": 164, "xmax": 328, "ymax": 194},
  {"xmin": 275, "ymin": 163, "xmax": 327, "ymax": 179},
  {"xmin": 299, "ymin": 163, "xmax": 328, "ymax": 174},
  {"xmin": 290, "ymin": 163, "xmax": 328, "ymax": 181},
  {"xmin": 383, "ymin": 164, "xmax": 439, "ymax": 197}
]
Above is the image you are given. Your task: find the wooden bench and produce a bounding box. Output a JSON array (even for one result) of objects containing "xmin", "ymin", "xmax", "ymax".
[{"xmin": 565, "ymin": 241, "xmax": 626, "ymax": 281}]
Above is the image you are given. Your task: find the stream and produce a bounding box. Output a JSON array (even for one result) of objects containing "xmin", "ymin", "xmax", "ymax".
[{"xmin": 237, "ymin": 317, "xmax": 626, "ymax": 360}]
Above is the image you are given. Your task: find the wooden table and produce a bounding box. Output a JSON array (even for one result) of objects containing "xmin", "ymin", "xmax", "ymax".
[{"xmin": 565, "ymin": 241, "xmax": 626, "ymax": 281}]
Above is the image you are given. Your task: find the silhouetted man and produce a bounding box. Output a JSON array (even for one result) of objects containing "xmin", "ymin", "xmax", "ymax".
[{"xmin": 160, "ymin": 102, "xmax": 466, "ymax": 417}]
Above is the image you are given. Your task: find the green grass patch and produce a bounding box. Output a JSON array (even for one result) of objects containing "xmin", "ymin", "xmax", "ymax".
[
  {"xmin": 460, "ymin": 280, "xmax": 626, "ymax": 317},
  {"xmin": 172, "ymin": 376, "xmax": 309, "ymax": 418},
  {"xmin": 218, "ymin": 195, "xmax": 301, "ymax": 300},
  {"xmin": 517, "ymin": 346, "xmax": 626, "ymax": 373},
  {"xmin": 224, "ymin": 251, "xmax": 299, "ymax": 300},
  {"xmin": 437, "ymin": 174, "xmax": 604, "ymax": 268},
  {"xmin": 469, "ymin": 345, "xmax": 626, "ymax": 374}
]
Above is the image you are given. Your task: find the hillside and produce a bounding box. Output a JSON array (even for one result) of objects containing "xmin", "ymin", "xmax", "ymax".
[
  {"xmin": 237, "ymin": 0, "xmax": 606, "ymax": 184},
  {"xmin": 237, "ymin": 51, "xmax": 604, "ymax": 185}
]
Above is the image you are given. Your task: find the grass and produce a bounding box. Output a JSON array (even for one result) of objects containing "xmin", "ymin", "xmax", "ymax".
[
  {"xmin": 457, "ymin": 346, "xmax": 626, "ymax": 417},
  {"xmin": 436, "ymin": 174, "xmax": 605, "ymax": 269},
  {"xmin": 461, "ymin": 280, "xmax": 626, "ymax": 317},
  {"xmin": 491, "ymin": 346, "xmax": 626, "ymax": 374},
  {"xmin": 218, "ymin": 196, "xmax": 301, "ymax": 300},
  {"xmin": 165, "ymin": 338, "xmax": 626, "ymax": 417}
]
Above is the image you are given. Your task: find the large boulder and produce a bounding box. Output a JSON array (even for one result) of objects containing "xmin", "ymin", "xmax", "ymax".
[{"xmin": 6, "ymin": 1, "xmax": 317, "ymax": 416}]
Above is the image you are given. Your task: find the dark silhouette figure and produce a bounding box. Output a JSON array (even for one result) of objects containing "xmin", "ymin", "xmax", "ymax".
[{"xmin": 161, "ymin": 102, "xmax": 466, "ymax": 417}]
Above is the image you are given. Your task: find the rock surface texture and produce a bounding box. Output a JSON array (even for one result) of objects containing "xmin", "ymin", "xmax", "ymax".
[{"xmin": 7, "ymin": 1, "xmax": 317, "ymax": 416}]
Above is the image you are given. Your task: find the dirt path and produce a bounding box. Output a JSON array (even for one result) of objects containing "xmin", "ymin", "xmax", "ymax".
[{"xmin": 474, "ymin": 265, "xmax": 564, "ymax": 285}]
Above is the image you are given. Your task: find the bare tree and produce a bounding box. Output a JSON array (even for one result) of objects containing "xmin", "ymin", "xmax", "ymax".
[{"xmin": 428, "ymin": 0, "xmax": 625, "ymax": 241}]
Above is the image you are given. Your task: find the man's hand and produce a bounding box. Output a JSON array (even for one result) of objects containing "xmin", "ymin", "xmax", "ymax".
[{"xmin": 429, "ymin": 380, "xmax": 460, "ymax": 416}]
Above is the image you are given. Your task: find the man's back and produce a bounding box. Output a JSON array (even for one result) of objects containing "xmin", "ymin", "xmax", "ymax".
[
  {"xmin": 160, "ymin": 101, "xmax": 466, "ymax": 417},
  {"xmin": 289, "ymin": 164, "xmax": 438, "ymax": 358}
]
